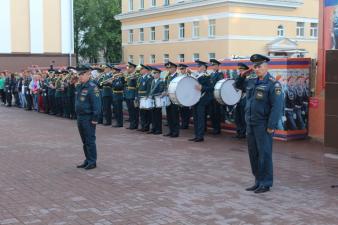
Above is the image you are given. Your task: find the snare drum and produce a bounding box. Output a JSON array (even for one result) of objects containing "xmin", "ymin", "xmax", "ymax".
[
  {"xmin": 168, "ymin": 76, "xmax": 201, "ymax": 107},
  {"xmin": 154, "ymin": 96, "xmax": 171, "ymax": 108},
  {"xmin": 214, "ymin": 79, "xmax": 242, "ymax": 105},
  {"xmin": 139, "ymin": 97, "xmax": 154, "ymax": 109}
]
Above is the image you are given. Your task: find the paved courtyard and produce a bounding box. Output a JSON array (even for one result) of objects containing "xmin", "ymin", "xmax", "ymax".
[{"xmin": 0, "ymin": 106, "xmax": 337, "ymax": 225}]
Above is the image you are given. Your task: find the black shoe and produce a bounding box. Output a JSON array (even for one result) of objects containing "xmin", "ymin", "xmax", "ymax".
[
  {"xmin": 144, "ymin": 129, "xmax": 150, "ymax": 132},
  {"xmin": 163, "ymin": 133, "xmax": 172, "ymax": 137},
  {"xmin": 76, "ymin": 163, "xmax": 87, "ymax": 168},
  {"xmin": 84, "ymin": 164, "xmax": 96, "ymax": 170},
  {"xmin": 170, "ymin": 134, "xmax": 179, "ymax": 138},
  {"xmin": 194, "ymin": 138, "xmax": 204, "ymax": 142},
  {"xmin": 126, "ymin": 127, "xmax": 133, "ymax": 129},
  {"xmin": 245, "ymin": 184, "xmax": 259, "ymax": 191},
  {"xmin": 112, "ymin": 124, "xmax": 123, "ymax": 128},
  {"xmin": 137, "ymin": 128, "xmax": 145, "ymax": 132},
  {"xmin": 153, "ymin": 131, "xmax": 162, "ymax": 135},
  {"xmin": 188, "ymin": 138, "xmax": 197, "ymax": 141},
  {"xmin": 147, "ymin": 131, "xmax": 155, "ymax": 134},
  {"xmin": 254, "ymin": 186, "xmax": 270, "ymax": 194},
  {"xmin": 212, "ymin": 131, "xmax": 221, "ymax": 135},
  {"xmin": 103, "ymin": 123, "xmax": 111, "ymax": 126}
]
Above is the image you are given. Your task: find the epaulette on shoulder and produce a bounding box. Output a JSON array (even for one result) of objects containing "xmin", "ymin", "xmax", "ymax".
[{"xmin": 89, "ymin": 81, "xmax": 96, "ymax": 87}]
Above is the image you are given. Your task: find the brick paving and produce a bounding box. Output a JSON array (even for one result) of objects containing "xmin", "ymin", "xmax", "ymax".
[{"xmin": 0, "ymin": 106, "xmax": 337, "ymax": 225}]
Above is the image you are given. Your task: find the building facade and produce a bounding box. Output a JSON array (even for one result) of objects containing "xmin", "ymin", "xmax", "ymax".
[
  {"xmin": 0, "ymin": 0, "xmax": 74, "ymax": 71},
  {"xmin": 116, "ymin": 0, "xmax": 319, "ymax": 64}
]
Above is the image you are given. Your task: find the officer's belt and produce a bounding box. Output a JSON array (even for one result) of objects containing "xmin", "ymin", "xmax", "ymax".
[
  {"xmin": 138, "ymin": 91, "xmax": 146, "ymax": 94},
  {"xmin": 127, "ymin": 87, "xmax": 136, "ymax": 90},
  {"xmin": 285, "ymin": 108, "xmax": 294, "ymax": 111},
  {"xmin": 295, "ymin": 105, "xmax": 302, "ymax": 108},
  {"xmin": 113, "ymin": 90, "xmax": 123, "ymax": 94}
]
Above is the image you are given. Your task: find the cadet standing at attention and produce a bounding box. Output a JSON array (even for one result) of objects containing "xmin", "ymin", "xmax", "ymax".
[
  {"xmin": 208, "ymin": 59, "xmax": 224, "ymax": 135},
  {"xmin": 235, "ymin": 54, "xmax": 283, "ymax": 193},
  {"xmin": 75, "ymin": 67, "xmax": 102, "ymax": 170}
]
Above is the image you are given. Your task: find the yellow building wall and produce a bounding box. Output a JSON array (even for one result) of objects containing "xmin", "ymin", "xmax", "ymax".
[
  {"xmin": 11, "ymin": 0, "xmax": 30, "ymax": 53},
  {"xmin": 119, "ymin": 1, "xmax": 319, "ymax": 64},
  {"xmin": 43, "ymin": 0, "xmax": 62, "ymax": 53}
]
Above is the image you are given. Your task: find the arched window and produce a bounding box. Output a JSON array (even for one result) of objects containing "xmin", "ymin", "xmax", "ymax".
[{"xmin": 277, "ymin": 25, "xmax": 285, "ymax": 37}]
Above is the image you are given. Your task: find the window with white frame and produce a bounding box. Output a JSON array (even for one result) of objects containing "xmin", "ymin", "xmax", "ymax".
[
  {"xmin": 208, "ymin": 53, "xmax": 216, "ymax": 60},
  {"xmin": 151, "ymin": 0, "xmax": 156, "ymax": 7},
  {"xmin": 277, "ymin": 25, "xmax": 284, "ymax": 37},
  {"xmin": 310, "ymin": 23, "xmax": 318, "ymax": 38},
  {"xmin": 164, "ymin": 0, "xmax": 170, "ymax": 6},
  {"xmin": 296, "ymin": 22, "xmax": 305, "ymax": 37},
  {"xmin": 163, "ymin": 54, "xmax": 169, "ymax": 63},
  {"xmin": 128, "ymin": 0, "xmax": 134, "ymax": 11},
  {"xmin": 208, "ymin": 19, "xmax": 216, "ymax": 37},
  {"xmin": 150, "ymin": 27, "xmax": 156, "ymax": 41},
  {"xmin": 163, "ymin": 25, "xmax": 169, "ymax": 41},
  {"xmin": 179, "ymin": 23, "xmax": 185, "ymax": 39},
  {"xmin": 139, "ymin": 28, "xmax": 144, "ymax": 42},
  {"xmin": 140, "ymin": 0, "xmax": 144, "ymax": 10},
  {"xmin": 193, "ymin": 53, "xmax": 200, "ymax": 61},
  {"xmin": 178, "ymin": 54, "xmax": 185, "ymax": 62},
  {"xmin": 192, "ymin": 21, "xmax": 200, "ymax": 38},
  {"xmin": 128, "ymin": 55, "xmax": 134, "ymax": 63},
  {"xmin": 150, "ymin": 54, "xmax": 156, "ymax": 64},
  {"xmin": 128, "ymin": 29, "xmax": 134, "ymax": 43},
  {"xmin": 139, "ymin": 55, "xmax": 144, "ymax": 64}
]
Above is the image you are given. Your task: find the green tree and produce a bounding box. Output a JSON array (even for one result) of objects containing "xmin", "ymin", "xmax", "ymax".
[{"xmin": 74, "ymin": 0, "xmax": 121, "ymax": 65}]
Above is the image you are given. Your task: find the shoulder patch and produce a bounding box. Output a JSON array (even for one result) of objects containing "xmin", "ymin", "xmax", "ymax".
[{"xmin": 89, "ymin": 82, "xmax": 96, "ymax": 87}]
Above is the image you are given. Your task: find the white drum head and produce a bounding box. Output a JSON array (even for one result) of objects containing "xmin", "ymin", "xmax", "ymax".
[
  {"xmin": 221, "ymin": 79, "xmax": 242, "ymax": 105},
  {"xmin": 169, "ymin": 76, "xmax": 201, "ymax": 107}
]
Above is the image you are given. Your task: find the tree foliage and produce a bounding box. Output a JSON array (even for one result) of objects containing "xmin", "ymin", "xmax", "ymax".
[{"xmin": 74, "ymin": 0, "xmax": 122, "ymax": 64}]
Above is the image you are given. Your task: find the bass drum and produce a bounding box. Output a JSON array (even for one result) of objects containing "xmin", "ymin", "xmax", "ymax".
[
  {"xmin": 168, "ymin": 76, "xmax": 201, "ymax": 107},
  {"xmin": 214, "ymin": 79, "xmax": 242, "ymax": 105}
]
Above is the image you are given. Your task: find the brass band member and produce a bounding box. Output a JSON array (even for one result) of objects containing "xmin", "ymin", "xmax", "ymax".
[
  {"xmin": 178, "ymin": 63, "xmax": 192, "ymax": 129},
  {"xmin": 163, "ymin": 61, "xmax": 180, "ymax": 138},
  {"xmin": 189, "ymin": 60, "xmax": 213, "ymax": 142},
  {"xmin": 124, "ymin": 62, "xmax": 139, "ymax": 130},
  {"xmin": 208, "ymin": 59, "xmax": 224, "ymax": 135},
  {"xmin": 112, "ymin": 67, "xmax": 125, "ymax": 127},
  {"xmin": 137, "ymin": 64, "xmax": 153, "ymax": 132},
  {"xmin": 148, "ymin": 67, "xmax": 165, "ymax": 135}
]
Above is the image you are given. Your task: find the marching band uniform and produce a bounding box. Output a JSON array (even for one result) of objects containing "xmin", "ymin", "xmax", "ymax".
[
  {"xmin": 189, "ymin": 60, "xmax": 213, "ymax": 142},
  {"xmin": 148, "ymin": 67, "xmax": 165, "ymax": 134},
  {"xmin": 112, "ymin": 68, "xmax": 125, "ymax": 127},
  {"xmin": 234, "ymin": 62, "xmax": 250, "ymax": 138},
  {"xmin": 101, "ymin": 66, "xmax": 113, "ymax": 125},
  {"xmin": 137, "ymin": 64, "xmax": 153, "ymax": 132},
  {"xmin": 208, "ymin": 59, "xmax": 224, "ymax": 134},
  {"xmin": 124, "ymin": 62, "xmax": 139, "ymax": 130},
  {"xmin": 178, "ymin": 64, "xmax": 192, "ymax": 129},
  {"xmin": 164, "ymin": 62, "xmax": 180, "ymax": 138}
]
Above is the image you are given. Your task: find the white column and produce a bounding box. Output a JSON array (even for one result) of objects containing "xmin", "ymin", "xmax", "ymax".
[
  {"xmin": 61, "ymin": 0, "xmax": 73, "ymax": 54},
  {"xmin": 29, "ymin": 0, "xmax": 44, "ymax": 53},
  {"xmin": 0, "ymin": 0, "xmax": 11, "ymax": 53}
]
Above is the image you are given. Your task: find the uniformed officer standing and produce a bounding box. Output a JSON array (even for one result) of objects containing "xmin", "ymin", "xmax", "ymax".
[
  {"xmin": 124, "ymin": 62, "xmax": 139, "ymax": 130},
  {"xmin": 235, "ymin": 54, "xmax": 283, "ymax": 193},
  {"xmin": 163, "ymin": 62, "xmax": 180, "ymax": 137},
  {"xmin": 189, "ymin": 60, "xmax": 213, "ymax": 142},
  {"xmin": 233, "ymin": 62, "xmax": 250, "ymax": 138},
  {"xmin": 75, "ymin": 67, "xmax": 102, "ymax": 170},
  {"xmin": 137, "ymin": 65, "xmax": 153, "ymax": 132},
  {"xmin": 178, "ymin": 64, "xmax": 192, "ymax": 129},
  {"xmin": 148, "ymin": 67, "xmax": 165, "ymax": 134},
  {"xmin": 112, "ymin": 67, "xmax": 125, "ymax": 127},
  {"xmin": 101, "ymin": 65, "xmax": 113, "ymax": 126},
  {"xmin": 208, "ymin": 59, "xmax": 224, "ymax": 134}
]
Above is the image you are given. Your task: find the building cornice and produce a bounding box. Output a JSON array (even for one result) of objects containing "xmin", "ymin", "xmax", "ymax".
[{"xmin": 115, "ymin": 0, "xmax": 304, "ymax": 21}]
